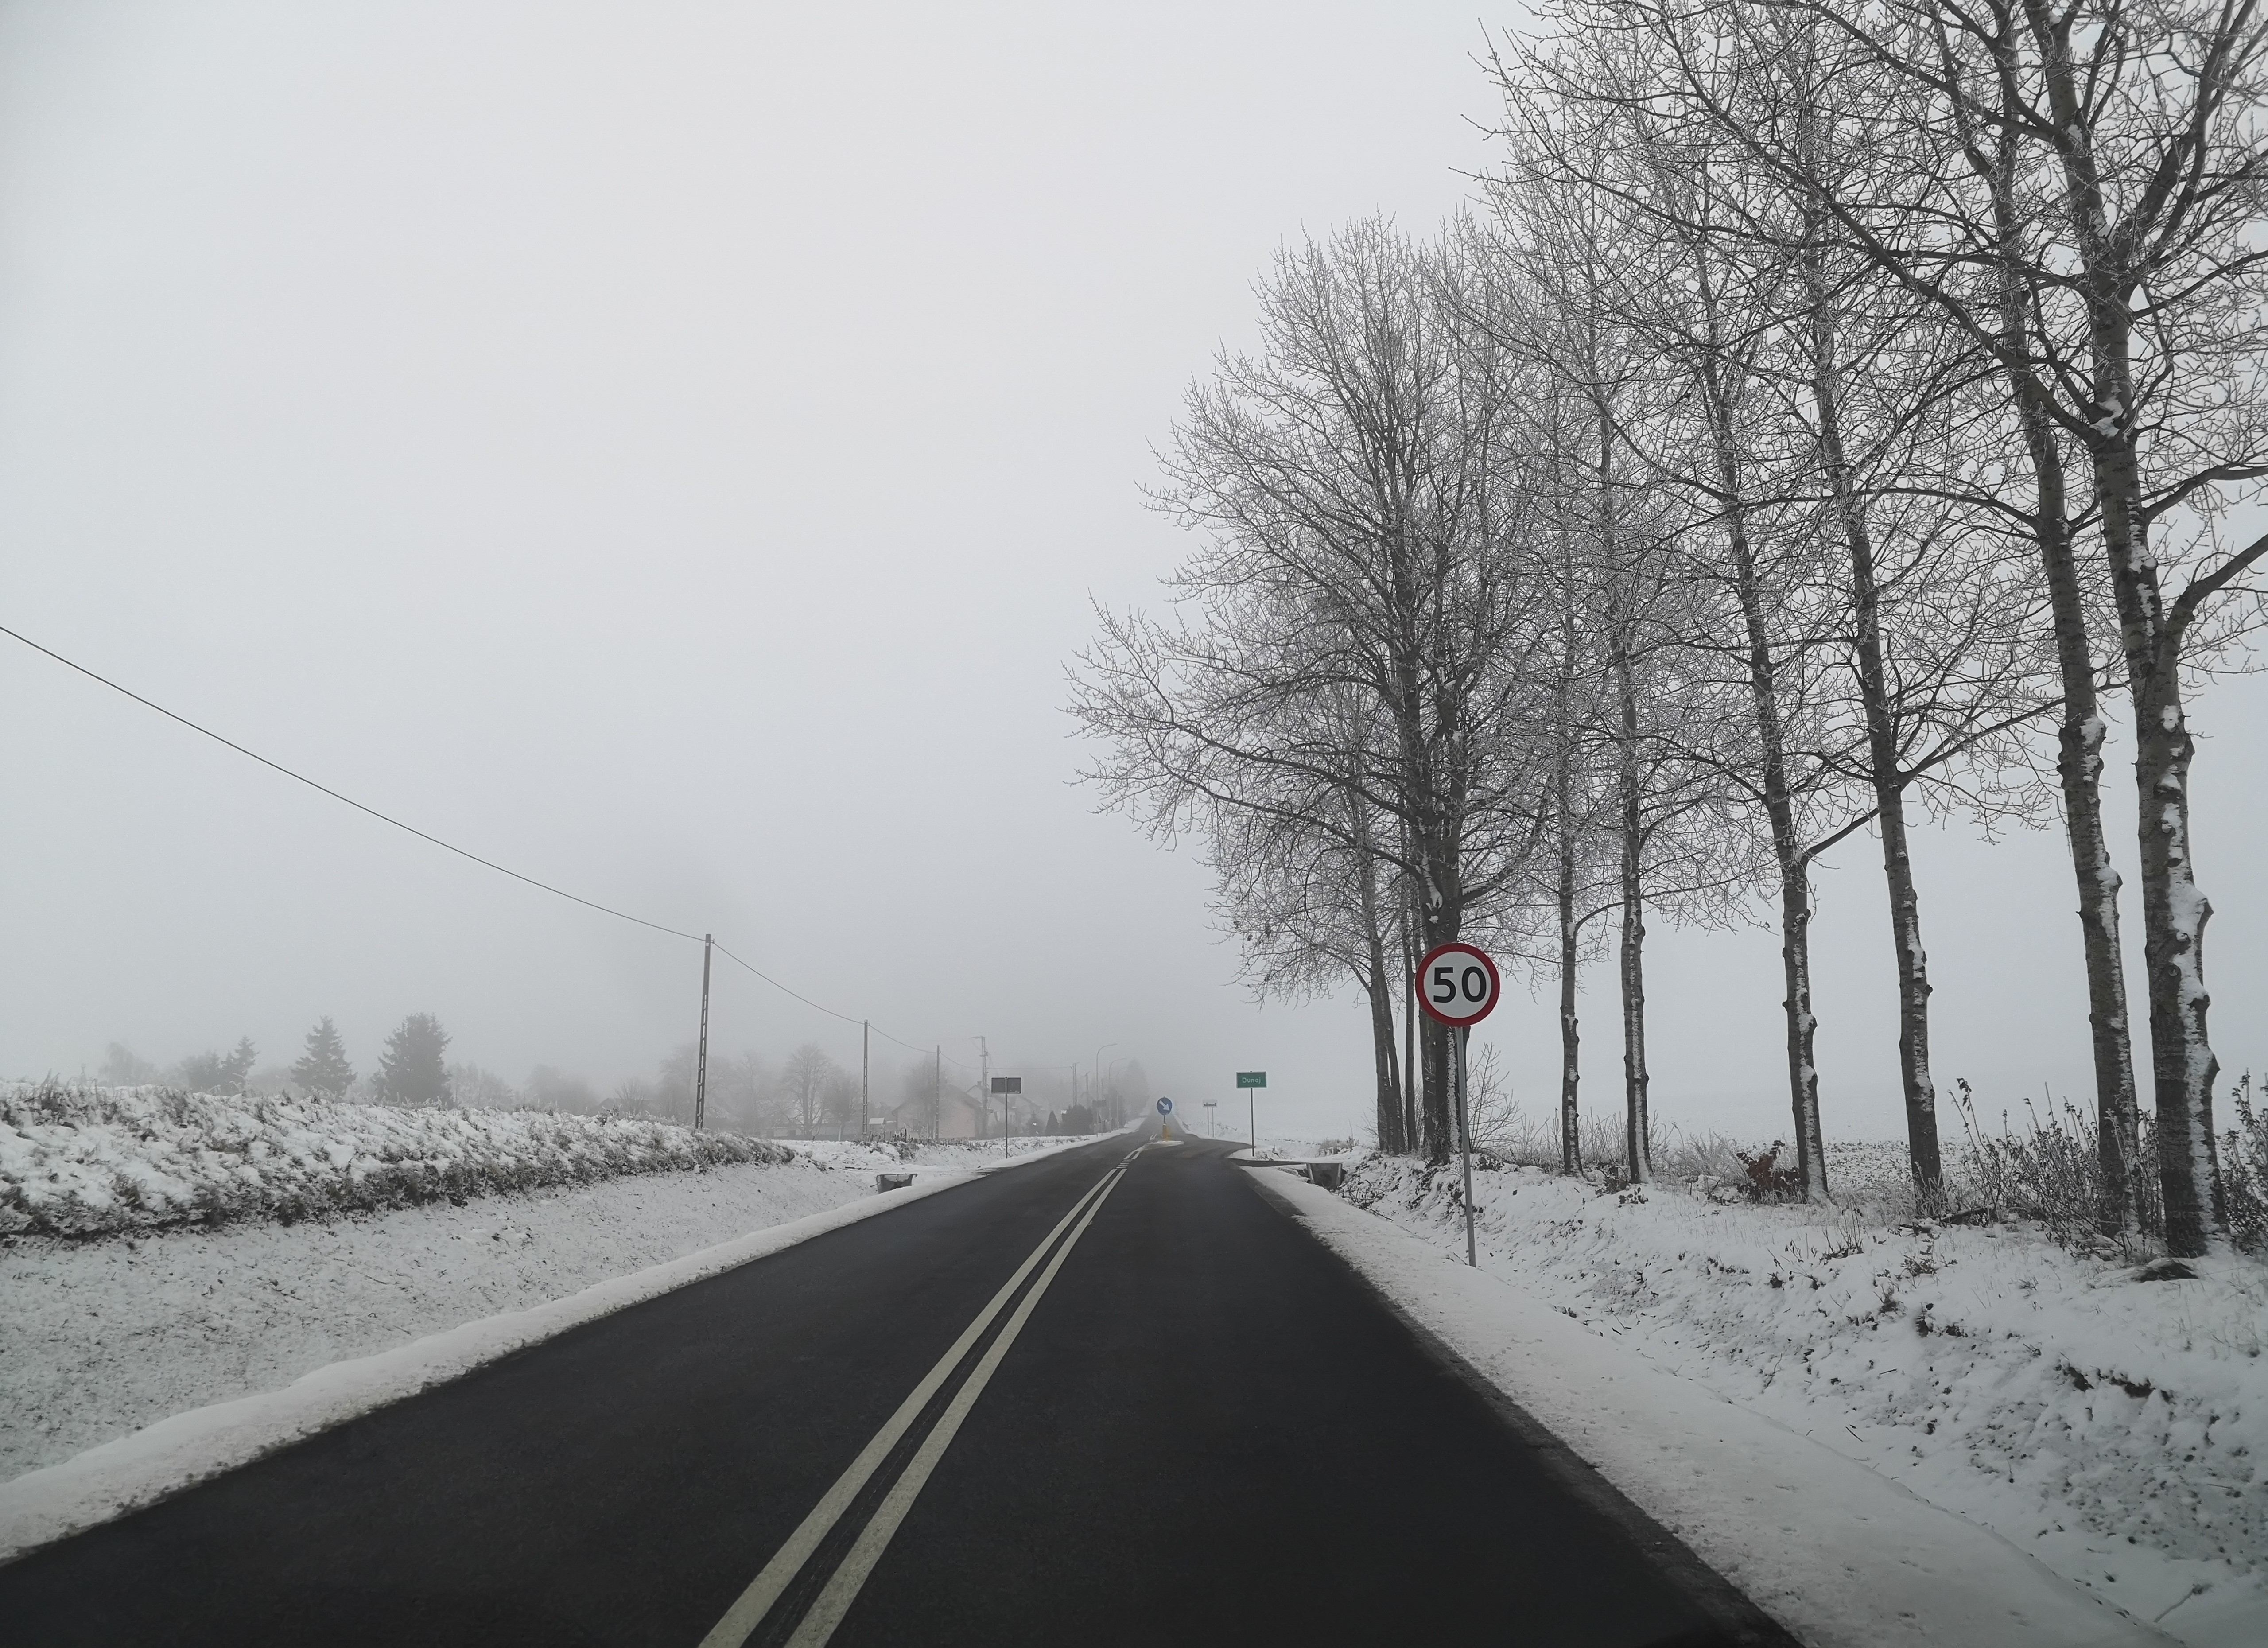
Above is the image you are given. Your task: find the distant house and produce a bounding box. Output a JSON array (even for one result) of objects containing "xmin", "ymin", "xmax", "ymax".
[{"xmin": 884, "ymin": 1086, "xmax": 985, "ymax": 1139}]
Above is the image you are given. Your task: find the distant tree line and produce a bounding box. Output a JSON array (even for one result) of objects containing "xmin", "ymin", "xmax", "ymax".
[{"xmin": 99, "ymin": 1024, "xmax": 1145, "ymax": 1143}]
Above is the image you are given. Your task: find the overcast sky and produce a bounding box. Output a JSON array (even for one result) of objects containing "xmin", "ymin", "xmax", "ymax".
[{"xmin": 3, "ymin": 0, "xmax": 2263, "ymax": 1147}]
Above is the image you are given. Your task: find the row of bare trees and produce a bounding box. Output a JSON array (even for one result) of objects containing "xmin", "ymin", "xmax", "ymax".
[{"xmin": 1073, "ymin": 0, "xmax": 2268, "ymax": 1257}]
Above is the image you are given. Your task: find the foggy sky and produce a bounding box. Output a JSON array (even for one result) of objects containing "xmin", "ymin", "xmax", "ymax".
[{"xmin": 4, "ymin": 1, "xmax": 2264, "ymax": 1147}]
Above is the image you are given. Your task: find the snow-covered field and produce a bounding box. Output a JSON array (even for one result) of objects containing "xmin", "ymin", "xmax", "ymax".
[
  {"xmin": 1323, "ymin": 1147, "xmax": 2267, "ymax": 1647},
  {"xmin": 0, "ymin": 1083, "xmax": 1104, "ymax": 1485}
]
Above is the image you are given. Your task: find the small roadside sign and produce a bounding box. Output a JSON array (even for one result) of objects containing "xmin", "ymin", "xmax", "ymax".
[
  {"xmin": 989, "ymin": 1077, "xmax": 1022, "ymax": 1094},
  {"xmin": 1236, "ymin": 1071, "xmax": 1266, "ymax": 1088},
  {"xmin": 1156, "ymin": 1096, "xmax": 1174, "ymax": 1116}
]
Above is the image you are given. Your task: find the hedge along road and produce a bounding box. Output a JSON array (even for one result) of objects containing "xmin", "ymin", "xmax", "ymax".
[{"xmin": 0, "ymin": 1129, "xmax": 1796, "ymax": 1646}]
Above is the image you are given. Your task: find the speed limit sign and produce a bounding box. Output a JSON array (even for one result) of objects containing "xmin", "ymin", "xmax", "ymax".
[{"xmin": 1417, "ymin": 941, "xmax": 1500, "ymax": 1028}]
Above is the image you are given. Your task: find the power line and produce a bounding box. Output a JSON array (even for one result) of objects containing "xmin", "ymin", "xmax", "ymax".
[
  {"xmin": 3, "ymin": 622, "xmax": 981, "ymax": 1070},
  {"xmin": 2, "ymin": 623, "xmax": 704, "ymax": 944},
  {"xmin": 709, "ymin": 941, "xmax": 968, "ymax": 1072}
]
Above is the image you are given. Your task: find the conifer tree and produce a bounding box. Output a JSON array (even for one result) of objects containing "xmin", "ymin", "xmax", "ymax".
[
  {"xmin": 290, "ymin": 1017, "xmax": 355, "ymax": 1096},
  {"xmin": 221, "ymin": 1036, "xmax": 258, "ymax": 1092},
  {"xmin": 374, "ymin": 1013, "xmax": 451, "ymax": 1107}
]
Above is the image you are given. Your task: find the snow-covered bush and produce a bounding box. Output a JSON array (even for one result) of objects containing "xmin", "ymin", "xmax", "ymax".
[
  {"xmin": 2225, "ymin": 1075, "xmax": 2268, "ymax": 1252},
  {"xmin": 0, "ymin": 1081, "xmax": 793, "ymax": 1239}
]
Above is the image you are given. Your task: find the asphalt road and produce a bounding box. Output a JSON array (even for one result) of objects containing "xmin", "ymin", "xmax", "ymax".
[{"xmin": 0, "ymin": 1131, "xmax": 1795, "ymax": 1646}]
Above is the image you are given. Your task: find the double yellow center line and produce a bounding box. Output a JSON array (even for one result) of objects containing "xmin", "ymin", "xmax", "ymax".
[{"xmin": 698, "ymin": 1150, "xmax": 1139, "ymax": 1648}]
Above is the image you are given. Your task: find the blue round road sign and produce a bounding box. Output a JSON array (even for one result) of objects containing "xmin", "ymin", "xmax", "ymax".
[{"xmin": 1156, "ymin": 1097, "xmax": 1174, "ymax": 1116}]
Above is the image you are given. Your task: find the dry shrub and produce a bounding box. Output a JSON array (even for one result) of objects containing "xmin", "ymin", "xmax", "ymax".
[
  {"xmin": 1732, "ymin": 1142, "xmax": 1805, "ymax": 1201},
  {"xmin": 2225, "ymin": 1073, "xmax": 2268, "ymax": 1252}
]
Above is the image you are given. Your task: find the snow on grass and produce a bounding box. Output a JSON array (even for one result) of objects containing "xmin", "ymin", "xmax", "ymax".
[
  {"xmin": 1331, "ymin": 1147, "xmax": 2267, "ymax": 1646},
  {"xmin": 0, "ymin": 1081, "xmax": 794, "ymax": 1237},
  {"xmin": 0, "ymin": 1104, "xmax": 1113, "ymax": 1485},
  {"xmin": 0, "ymin": 1154, "xmax": 870, "ymax": 1482},
  {"xmin": 1252, "ymin": 1168, "xmax": 2176, "ymax": 1648},
  {"xmin": 0, "ymin": 1168, "xmax": 1006, "ymax": 1561}
]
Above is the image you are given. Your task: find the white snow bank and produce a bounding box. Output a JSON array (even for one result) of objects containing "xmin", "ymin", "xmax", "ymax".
[
  {"xmin": 2, "ymin": 1155, "xmax": 872, "ymax": 1482},
  {"xmin": 0, "ymin": 1165, "xmax": 982, "ymax": 1563},
  {"xmin": 1251, "ymin": 1168, "xmax": 2181, "ymax": 1648},
  {"xmin": 1325, "ymin": 1152, "xmax": 2267, "ymax": 1648},
  {"xmin": 787, "ymin": 1134, "xmax": 1104, "ymax": 1176},
  {"xmin": 0, "ymin": 1081, "xmax": 792, "ymax": 1236}
]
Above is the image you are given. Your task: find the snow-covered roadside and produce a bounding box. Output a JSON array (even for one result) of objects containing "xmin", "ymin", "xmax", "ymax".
[
  {"xmin": 0, "ymin": 1132, "xmax": 1107, "ymax": 1561},
  {"xmin": 0, "ymin": 1081, "xmax": 794, "ymax": 1237},
  {"xmin": 1313, "ymin": 1151, "xmax": 2267, "ymax": 1648},
  {"xmin": 1251, "ymin": 1168, "xmax": 2176, "ymax": 1648},
  {"xmin": 2, "ymin": 1157, "xmax": 858, "ymax": 1482}
]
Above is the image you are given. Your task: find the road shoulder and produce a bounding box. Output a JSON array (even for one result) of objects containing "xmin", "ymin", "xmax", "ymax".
[
  {"xmin": 1247, "ymin": 1167, "xmax": 2175, "ymax": 1648},
  {"xmin": 0, "ymin": 1143, "xmax": 1095, "ymax": 1566}
]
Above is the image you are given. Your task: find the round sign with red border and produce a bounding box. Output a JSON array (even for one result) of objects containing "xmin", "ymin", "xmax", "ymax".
[{"xmin": 1416, "ymin": 941, "xmax": 1501, "ymax": 1028}]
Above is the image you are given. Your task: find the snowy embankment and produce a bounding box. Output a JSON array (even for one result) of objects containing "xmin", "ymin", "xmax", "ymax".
[
  {"xmin": 0, "ymin": 1080, "xmax": 797, "ymax": 1236},
  {"xmin": 0, "ymin": 1081, "xmax": 1103, "ymax": 1513},
  {"xmin": 1323, "ymin": 1149, "xmax": 2266, "ymax": 1648}
]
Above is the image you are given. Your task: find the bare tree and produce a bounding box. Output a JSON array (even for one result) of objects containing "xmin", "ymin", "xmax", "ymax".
[
  {"xmin": 1075, "ymin": 218, "xmax": 1559, "ymax": 1163},
  {"xmin": 1588, "ymin": 0, "xmax": 2268, "ymax": 1250},
  {"xmin": 781, "ymin": 1042, "xmax": 837, "ymax": 1139}
]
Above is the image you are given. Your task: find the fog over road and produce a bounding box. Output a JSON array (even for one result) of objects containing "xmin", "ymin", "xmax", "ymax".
[{"xmin": 0, "ymin": 1132, "xmax": 1791, "ymax": 1646}]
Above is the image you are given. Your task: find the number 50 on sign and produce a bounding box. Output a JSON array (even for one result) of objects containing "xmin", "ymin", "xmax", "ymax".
[{"xmin": 1416, "ymin": 941, "xmax": 1500, "ymax": 1027}]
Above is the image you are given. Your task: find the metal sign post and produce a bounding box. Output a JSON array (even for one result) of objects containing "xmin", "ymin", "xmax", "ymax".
[
  {"xmin": 990, "ymin": 1075, "xmax": 1021, "ymax": 1158},
  {"xmin": 1415, "ymin": 941, "xmax": 1501, "ymax": 1267},
  {"xmin": 1155, "ymin": 1095, "xmax": 1174, "ymax": 1139},
  {"xmin": 1202, "ymin": 1097, "xmax": 1218, "ymax": 1136},
  {"xmin": 1236, "ymin": 1071, "xmax": 1266, "ymax": 1153}
]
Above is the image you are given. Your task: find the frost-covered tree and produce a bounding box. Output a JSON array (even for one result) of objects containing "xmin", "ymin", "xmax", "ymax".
[
  {"xmin": 373, "ymin": 1014, "xmax": 451, "ymax": 1107},
  {"xmin": 1076, "ymin": 218, "xmax": 1562, "ymax": 1163},
  {"xmin": 781, "ymin": 1043, "xmax": 837, "ymax": 1138},
  {"xmin": 101, "ymin": 1042, "xmax": 159, "ymax": 1086},
  {"xmin": 289, "ymin": 1017, "xmax": 355, "ymax": 1096},
  {"xmin": 525, "ymin": 1065, "xmax": 599, "ymax": 1113},
  {"xmin": 1540, "ymin": 0, "xmax": 2268, "ymax": 1248},
  {"xmin": 179, "ymin": 1037, "xmax": 258, "ymax": 1095},
  {"xmin": 447, "ymin": 1063, "xmax": 517, "ymax": 1108}
]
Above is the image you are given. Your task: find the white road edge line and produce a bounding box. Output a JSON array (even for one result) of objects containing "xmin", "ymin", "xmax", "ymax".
[
  {"xmin": 782, "ymin": 1165, "xmax": 1128, "ymax": 1648},
  {"xmin": 697, "ymin": 1166, "xmax": 1120, "ymax": 1648}
]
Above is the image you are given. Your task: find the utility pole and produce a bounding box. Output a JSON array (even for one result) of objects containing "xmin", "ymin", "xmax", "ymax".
[
  {"xmin": 861, "ymin": 1019, "xmax": 870, "ymax": 1142},
  {"xmin": 933, "ymin": 1044, "xmax": 941, "ymax": 1141},
  {"xmin": 693, "ymin": 933, "xmax": 713, "ymax": 1131},
  {"xmin": 979, "ymin": 1036, "xmax": 990, "ymax": 1144}
]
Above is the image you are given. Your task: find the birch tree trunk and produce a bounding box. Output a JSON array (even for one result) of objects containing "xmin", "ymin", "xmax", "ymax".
[
  {"xmin": 1351, "ymin": 801, "xmax": 1406, "ymax": 1154},
  {"xmin": 1612, "ymin": 636, "xmax": 1652, "ymax": 1185},
  {"xmin": 2026, "ymin": 8, "xmax": 2228, "ymax": 1254},
  {"xmin": 1556, "ymin": 749, "xmax": 1584, "ymax": 1174},
  {"xmin": 1400, "ymin": 891, "xmax": 1420, "ymax": 1155},
  {"xmin": 1695, "ymin": 300, "xmax": 1830, "ymax": 1201},
  {"xmin": 1979, "ymin": 108, "xmax": 2143, "ymax": 1234},
  {"xmin": 1798, "ymin": 237, "xmax": 1942, "ymax": 1209}
]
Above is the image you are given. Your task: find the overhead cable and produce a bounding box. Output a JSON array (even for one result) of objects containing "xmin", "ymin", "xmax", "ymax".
[{"xmin": 3, "ymin": 622, "xmax": 978, "ymax": 1068}]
